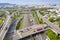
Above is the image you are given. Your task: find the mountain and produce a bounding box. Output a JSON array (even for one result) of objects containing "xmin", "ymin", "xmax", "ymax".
[{"xmin": 0, "ymin": 3, "xmax": 17, "ymax": 7}]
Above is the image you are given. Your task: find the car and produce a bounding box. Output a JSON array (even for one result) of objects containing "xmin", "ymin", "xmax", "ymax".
[
  {"xmin": 30, "ymin": 19, "xmax": 33, "ymax": 22},
  {"xmin": 20, "ymin": 30, "xmax": 23, "ymax": 32},
  {"xmin": 44, "ymin": 26, "xmax": 50, "ymax": 29},
  {"xmin": 36, "ymin": 28, "xmax": 42, "ymax": 31},
  {"xmin": 5, "ymin": 27, "xmax": 8, "ymax": 31},
  {"xmin": 26, "ymin": 28, "xmax": 30, "ymax": 31}
]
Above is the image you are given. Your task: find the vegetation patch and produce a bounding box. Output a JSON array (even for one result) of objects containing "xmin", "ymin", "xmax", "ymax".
[
  {"xmin": 56, "ymin": 16, "xmax": 60, "ymax": 27},
  {"xmin": 32, "ymin": 11, "xmax": 44, "ymax": 24},
  {"xmin": 48, "ymin": 17, "xmax": 55, "ymax": 23},
  {"xmin": 46, "ymin": 29, "xmax": 60, "ymax": 40},
  {"xmin": 0, "ymin": 19, "xmax": 3, "ymax": 25},
  {"xmin": 14, "ymin": 12, "xmax": 20, "ymax": 19},
  {"xmin": 0, "ymin": 12, "xmax": 6, "ymax": 18},
  {"xmin": 16, "ymin": 18, "xmax": 23, "ymax": 30}
]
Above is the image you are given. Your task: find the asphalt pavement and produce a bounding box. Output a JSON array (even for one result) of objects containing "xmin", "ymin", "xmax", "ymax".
[
  {"xmin": 36, "ymin": 10, "xmax": 60, "ymax": 34},
  {"xmin": 4, "ymin": 15, "xmax": 23, "ymax": 40}
]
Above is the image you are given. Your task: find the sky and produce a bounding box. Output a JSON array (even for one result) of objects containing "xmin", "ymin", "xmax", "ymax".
[{"xmin": 0, "ymin": 0, "xmax": 60, "ymax": 5}]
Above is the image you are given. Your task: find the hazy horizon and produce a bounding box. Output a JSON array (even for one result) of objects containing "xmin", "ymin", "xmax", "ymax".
[{"xmin": 0, "ymin": 0, "xmax": 60, "ymax": 5}]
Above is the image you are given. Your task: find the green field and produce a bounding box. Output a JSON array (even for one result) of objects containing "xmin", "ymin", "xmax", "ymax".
[
  {"xmin": 16, "ymin": 18, "xmax": 23, "ymax": 30},
  {"xmin": 0, "ymin": 12, "xmax": 6, "ymax": 26},
  {"xmin": 14, "ymin": 12, "xmax": 20, "ymax": 19},
  {"xmin": 0, "ymin": 12, "xmax": 6, "ymax": 18},
  {"xmin": 46, "ymin": 29, "xmax": 60, "ymax": 40},
  {"xmin": 0, "ymin": 19, "xmax": 3, "ymax": 25}
]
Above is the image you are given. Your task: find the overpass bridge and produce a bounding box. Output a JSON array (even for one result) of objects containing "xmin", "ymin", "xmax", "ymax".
[
  {"xmin": 4, "ymin": 15, "xmax": 23, "ymax": 40},
  {"xmin": 0, "ymin": 9, "xmax": 22, "ymax": 40},
  {"xmin": 19, "ymin": 29, "xmax": 48, "ymax": 40},
  {"xmin": 0, "ymin": 8, "xmax": 58, "ymax": 40},
  {"xmin": 36, "ymin": 10, "xmax": 60, "ymax": 35},
  {"xmin": 16, "ymin": 24, "xmax": 48, "ymax": 40}
]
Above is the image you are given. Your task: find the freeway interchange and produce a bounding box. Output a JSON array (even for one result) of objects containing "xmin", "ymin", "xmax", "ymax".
[{"xmin": 0, "ymin": 7, "xmax": 60, "ymax": 40}]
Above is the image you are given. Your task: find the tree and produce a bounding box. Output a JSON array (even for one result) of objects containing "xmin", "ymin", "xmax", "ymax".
[
  {"xmin": 48, "ymin": 17, "xmax": 55, "ymax": 22},
  {"xmin": 39, "ymin": 19, "xmax": 44, "ymax": 24},
  {"xmin": 52, "ymin": 11, "xmax": 56, "ymax": 14},
  {"xmin": 56, "ymin": 16, "xmax": 60, "ymax": 28},
  {"xmin": 39, "ymin": 11, "xmax": 45, "ymax": 16},
  {"xmin": 56, "ymin": 16, "xmax": 60, "ymax": 22},
  {"xmin": 58, "ymin": 23, "xmax": 60, "ymax": 27}
]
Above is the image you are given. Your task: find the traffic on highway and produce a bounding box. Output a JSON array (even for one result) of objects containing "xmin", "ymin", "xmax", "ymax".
[{"xmin": 0, "ymin": 3, "xmax": 60, "ymax": 40}]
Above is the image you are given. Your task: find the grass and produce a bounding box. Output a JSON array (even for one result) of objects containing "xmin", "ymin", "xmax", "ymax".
[
  {"xmin": 39, "ymin": 11, "xmax": 46, "ymax": 16},
  {"xmin": 0, "ymin": 12, "xmax": 6, "ymax": 18},
  {"xmin": 46, "ymin": 29, "xmax": 60, "ymax": 40},
  {"xmin": 16, "ymin": 18, "xmax": 23, "ymax": 30},
  {"xmin": 14, "ymin": 12, "xmax": 20, "ymax": 19},
  {"xmin": 35, "ymin": 13, "xmax": 44, "ymax": 24},
  {"xmin": 31, "ymin": 11, "xmax": 40, "ymax": 23},
  {"xmin": 31, "ymin": 11, "xmax": 35, "ymax": 17},
  {"xmin": 0, "ymin": 19, "xmax": 3, "ymax": 25},
  {"xmin": 58, "ymin": 23, "xmax": 60, "ymax": 28},
  {"xmin": 55, "ymin": 16, "xmax": 60, "ymax": 28},
  {"xmin": 0, "ymin": 12, "xmax": 6, "ymax": 26},
  {"xmin": 31, "ymin": 11, "xmax": 44, "ymax": 24},
  {"xmin": 48, "ymin": 17, "xmax": 55, "ymax": 23}
]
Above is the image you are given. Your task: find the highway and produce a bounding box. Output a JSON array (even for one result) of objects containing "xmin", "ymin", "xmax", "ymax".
[
  {"xmin": 0, "ymin": 9, "xmax": 49, "ymax": 40},
  {"xmin": 29, "ymin": 13, "xmax": 38, "ymax": 25},
  {"xmin": 29, "ymin": 13, "xmax": 47, "ymax": 40},
  {"xmin": 20, "ymin": 13, "xmax": 39, "ymax": 40},
  {"xmin": 29, "ymin": 13, "xmax": 41, "ymax": 40},
  {"xmin": 0, "ymin": 11, "xmax": 12, "ymax": 40},
  {"xmin": 0, "ymin": 9, "xmax": 22, "ymax": 40},
  {"xmin": 33, "ymin": 32, "xmax": 46, "ymax": 40},
  {"xmin": 18, "ymin": 14, "xmax": 30, "ymax": 40},
  {"xmin": 18, "ymin": 25, "xmax": 48, "ymax": 40},
  {"xmin": 4, "ymin": 19, "xmax": 18, "ymax": 40},
  {"xmin": 4, "ymin": 15, "xmax": 23, "ymax": 40},
  {"xmin": 36, "ymin": 10, "xmax": 60, "ymax": 34},
  {"xmin": 0, "ymin": 9, "xmax": 25, "ymax": 40},
  {"xmin": 0, "ymin": 9, "xmax": 21, "ymax": 40},
  {"xmin": 22, "ymin": 13, "xmax": 39, "ymax": 40},
  {"xmin": 22, "ymin": 14, "xmax": 30, "ymax": 28},
  {"xmin": 17, "ymin": 13, "xmax": 47, "ymax": 40}
]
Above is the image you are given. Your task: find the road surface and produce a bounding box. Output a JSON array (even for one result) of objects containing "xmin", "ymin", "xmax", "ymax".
[
  {"xmin": 0, "ymin": 10, "xmax": 12, "ymax": 40},
  {"xmin": 18, "ymin": 13, "xmax": 47, "ymax": 40},
  {"xmin": 36, "ymin": 10, "xmax": 60, "ymax": 34},
  {"xmin": 4, "ymin": 15, "xmax": 23, "ymax": 40}
]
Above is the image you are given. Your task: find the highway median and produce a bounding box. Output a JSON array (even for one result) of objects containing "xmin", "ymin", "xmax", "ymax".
[{"xmin": 16, "ymin": 17, "xmax": 23, "ymax": 30}]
